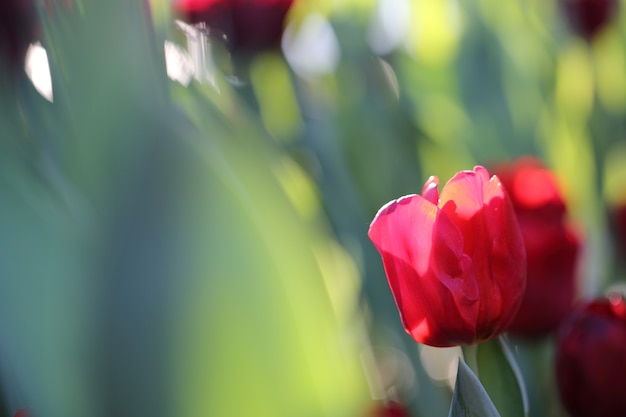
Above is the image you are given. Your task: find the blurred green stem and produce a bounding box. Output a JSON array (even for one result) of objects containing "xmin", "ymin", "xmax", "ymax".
[{"xmin": 461, "ymin": 344, "xmax": 479, "ymax": 376}]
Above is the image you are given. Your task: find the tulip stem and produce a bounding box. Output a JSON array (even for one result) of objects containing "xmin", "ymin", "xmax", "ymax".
[{"xmin": 461, "ymin": 343, "xmax": 479, "ymax": 377}]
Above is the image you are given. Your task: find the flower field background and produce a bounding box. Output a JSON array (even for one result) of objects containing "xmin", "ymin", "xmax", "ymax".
[{"xmin": 1, "ymin": 0, "xmax": 626, "ymax": 416}]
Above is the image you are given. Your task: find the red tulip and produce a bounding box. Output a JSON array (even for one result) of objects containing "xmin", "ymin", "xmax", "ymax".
[
  {"xmin": 493, "ymin": 157, "xmax": 581, "ymax": 338},
  {"xmin": 0, "ymin": 0, "xmax": 74, "ymax": 79},
  {"xmin": 556, "ymin": 296, "xmax": 626, "ymax": 417},
  {"xmin": 561, "ymin": 0, "xmax": 618, "ymax": 39},
  {"xmin": 368, "ymin": 166, "xmax": 526, "ymax": 347},
  {"xmin": 174, "ymin": 0, "xmax": 295, "ymax": 54}
]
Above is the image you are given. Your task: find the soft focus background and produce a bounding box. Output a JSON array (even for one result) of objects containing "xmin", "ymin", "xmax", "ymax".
[{"xmin": 1, "ymin": 0, "xmax": 626, "ymax": 416}]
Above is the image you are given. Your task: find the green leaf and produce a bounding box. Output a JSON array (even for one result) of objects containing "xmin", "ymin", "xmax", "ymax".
[
  {"xmin": 449, "ymin": 359, "xmax": 501, "ymax": 417},
  {"xmin": 477, "ymin": 337, "xmax": 529, "ymax": 417}
]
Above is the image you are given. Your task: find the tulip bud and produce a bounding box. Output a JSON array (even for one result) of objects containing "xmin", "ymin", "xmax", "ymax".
[
  {"xmin": 555, "ymin": 296, "xmax": 626, "ymax": 416},
  {"xmin": 174, "ymin": 0, "xmax": 295, "ymax": 54},
  {"xmin": 369, "ymin": 166, "xmax": 526, "ymax": 347},
  {"xmin": 493, "ymin": 157, "xmax": 581, "ymax": 338},
  {"xmin": 561, "ymin": 0, "xmax": 618, "ymax": 39}
]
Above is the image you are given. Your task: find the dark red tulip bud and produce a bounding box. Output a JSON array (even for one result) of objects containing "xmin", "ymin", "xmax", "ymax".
[
  {"xmin": 562, "ymin": 0, "xmax": 619, "ymax": 39},
  {"xmin": 493, "ymin": 157, "xmax": 581, "ymax": 338},
  {"xmin": 556, "ymin": 296, "xmax": 626, "ymax": 416},
  {"xmin": 174, "ymin": 0, "xmax": 295, "ymax": 54},
  {"xmin": 0, "ymin": 0, "xmax": 37, "ymax": 76}
]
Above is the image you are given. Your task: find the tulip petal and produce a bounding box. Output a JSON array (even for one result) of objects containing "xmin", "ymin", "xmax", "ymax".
[
  {"xmin": 421, "ymin": 176, "xmax": 439, "ymax": 205},
  {"xmin": 438, "ymin": 167, "xmax": 492, "ymax": 216},
  {"xmin": 507, "ymin": 225, "xmax": 579, "ymax": 336},
  {"xmin": 481, "ymin": 176, "xmax": 526, "ymax": 336},
  {"xmin": 369, "ymin": 194, "xmax": 479, "ymax": 346},
  {"xmin": 439, "ymin": 166, "xmax": 525, "ymax": 340}
]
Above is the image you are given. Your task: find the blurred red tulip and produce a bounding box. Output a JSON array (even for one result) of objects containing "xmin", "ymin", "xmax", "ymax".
[
  {"xmin": 174, "ymin": 0, "xmax": 295, "ymax": 54},
  {"xmin": 369, "ymin": 401, "xmax": 412, "ymax": 417},
  {"xmin": 561, "ymin": 0, "xmax": 618, "ymax": 39},
  {"xmin": 0, "ymin": 0, "xmax": 37, "ymax": 76},
  {"xmin": 609, "ymin": 202, "xmax": 626, "ymax": 260},
  {"xmin": 368, "ymin": 166, "xmax": 526, "ymax": 347},
  {"xmin": 556, "ymin": 296, "xmax": 626, "ymax": 417},
  {"xmin": 493, "ymin": 157, "xmax": 581, "ymax": 338},
  {"xmin": 13, "ymin": 409, "xmax": 30, "ymax": 417},
  {"xmin": 0, "ymin": 0, "xmax": 75, "ymax": 79}
]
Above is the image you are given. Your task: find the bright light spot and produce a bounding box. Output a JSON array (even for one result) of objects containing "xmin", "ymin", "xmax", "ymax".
[
  {"xmin": 282, "ymin": 14, "xmax": 340, "ymax": 79},
  {"xmin": 409, "ymin": 0, "xmax": 463, "ymax": 66},
  {"xmin": 419, "ymin": 344, "xmax": 462, "ymax": 390},
  {"xmin": 367, "ymin": 0, "xmax": 411, "ymax": 55},
  {"xmin": 164, "ymin": 41, "xmax": 194, "ymax": 86},
  {"xmin": 513, "ymin": 168, "xmax": 560, "ymax": 208},
  {"xmin": 174, "ymin": 20, "xmax": 219, "ymax": 88},
  {"xmin": 25, "ymin": 43, "xmax": 53, "ymax": 102}
]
